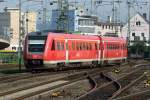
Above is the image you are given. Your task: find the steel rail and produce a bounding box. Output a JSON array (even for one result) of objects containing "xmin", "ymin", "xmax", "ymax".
[
  {"xmin": 109, "ymin": 71, "xmax": 146, "ymax": 100},
  {"xmin": 76, "ymin": 67, "xmax": 142, "ymax": 100},
  {"xmin": 113, "ymin": 89, "xmax": 150, "ymax": 100},
  {"xmin": 0, "ymin": 68, "xmax": 105, "ymax": 100}
]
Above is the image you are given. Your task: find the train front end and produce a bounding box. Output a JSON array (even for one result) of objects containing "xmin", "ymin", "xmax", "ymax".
[{"xmin": 23, "ymin": 31, "xmax": 47, "ymax": 70}]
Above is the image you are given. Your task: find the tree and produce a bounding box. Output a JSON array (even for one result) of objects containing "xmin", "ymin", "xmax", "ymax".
[{"xmin": 129, "ymin": 41, "xmax": 146, "ymax": 57}]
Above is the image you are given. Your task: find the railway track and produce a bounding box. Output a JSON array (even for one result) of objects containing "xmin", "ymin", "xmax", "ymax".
[
  {"xmin": 0, "ymin": 67, "xmax": 95, "ymax": 84},
  {"xmin": 76, "ymin": 65, "xmax": 147, "ymax": 100},
  {"xmin": 109, "ymin": 68, "xmax": 146, "ymax": 100},
  {"xmin": 0, "ymin": 68, "xmax": 105, "ymax": 100},
  {"xmin": 113, "ymin": 89, "xmax": 150, "ymax": 100},
  {"xmin": 0, "ymin": 61, "xmax": 148, "ymax": 100}
]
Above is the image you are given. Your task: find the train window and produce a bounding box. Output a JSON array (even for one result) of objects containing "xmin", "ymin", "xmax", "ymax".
[
  {"xmin": 83, "ymin": 42, "xmax": 86, "ymax": 50},
  {"xmin": 56, "ymin": 42, "xmax": 61, "ymax": 50},
  {"xmin": 113, "ymin": 44, "xmax": 115, "ymax": 50},
  {"xmin": 87, "ymin": 43, "xmax": 89, "ymax": 50},
  {"xmin": 89, "ymin": 43, "xmax": 92, "ymax": 50},
  {"xmin": 66, "ymin": 42, "xmax": 68, "ymax": 50},
  {"xmin": 61, "ymin": 42, "xmax": 64, "ymax": 50},
  {"xmin": 77, "ymin": 42, "xmax": 79, "ymax": 50},
  {"xmin": 109, "ymin": 44, "xmax": 111, "ymax": 50},
  {"xmin": 95, "ymin": 43, "xmax": 98, "ymax": 50},
  {"xmin": 107, "ymin": 44, "xmax": 109, "ymax": 49},
  {"xmin": 86, "ymin": 43, "xmax": 88, "ymax": 50},
  {"xmin": 72, "ymin": 42, "xmax": 75, "ymax": 50},
  {"xmin": 51, "ymin": 41, "xmax": 55, "ymax": 50},
  {"xmin": 79, "ymin": 43, "xmax": 82, "ymax": 50}
]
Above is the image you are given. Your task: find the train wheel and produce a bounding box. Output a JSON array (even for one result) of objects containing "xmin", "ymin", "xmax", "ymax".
[
  {"xmin": 57, "ymin": 63, "xmax": 64, "ymax": 71},
  {"xmin": 92, "ymin": 61, "xmax": 98, "ymax": 68}
]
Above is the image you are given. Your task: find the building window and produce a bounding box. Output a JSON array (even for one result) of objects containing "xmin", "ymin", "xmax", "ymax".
[
  {"xmin": 141, "ymin": 33, "xmax": 144, "ymax": 37},
  {"xmin": 136, "ymin": 21, "xmax": 141, "ymax": 26},
  {"xmin": 143, "ymin": 37, "xmax": 146, "ymax": 41},
  {"xmin": 12, "ymin": 46, "xmax": 16, "ymax": 50},
  {"xmin": 102, "ymin": 25, "xmax": 104, "ymax": 29},
  {"xmin": 132, "ymin": 33, "xmax": 135, "ymax": 36},
  {"xmin": 134, "ymin": 36, "xmax": 140, "ymax": 41},
  {"xmin": 111, "ymin": 26, "xmax": 113, "ymax": 30}
]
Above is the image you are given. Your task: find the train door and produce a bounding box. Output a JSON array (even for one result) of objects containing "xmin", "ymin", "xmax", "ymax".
[
  {"xmin": 65, "ymin": 39, "xmax": 69, "ymax": 64},
  {"xmin": 100, "ymin": 40, "xmax": 105, "ymax": 65}
]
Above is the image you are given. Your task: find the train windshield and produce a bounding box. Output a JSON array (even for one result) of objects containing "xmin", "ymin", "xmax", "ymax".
[
  {"xmin": 28, "ymin": 36, "xmax": 47, "ymax": 40},
  {"xmin": 28, "ymin": 44, "xmax": 44, "ymax": 52},
  {"xmin": 28, "ymin": 35, "xmax": 47, "ymax": 53}
]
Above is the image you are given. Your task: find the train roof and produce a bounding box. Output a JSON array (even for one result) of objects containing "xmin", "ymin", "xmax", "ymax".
[
  {"xmin": 48, "ymin": 32, "xmax": 100, "ymax": 40},
  {"xmin": 27, "ymin": 30, "xmax": 66, "ymax": 36},
  {"xmin": 27, "ymin": 31, "xmax": 126, "ymax": 43},
  {"xmin": 48, "ymin": 32, "xmax": 126, "ymax": 42}
]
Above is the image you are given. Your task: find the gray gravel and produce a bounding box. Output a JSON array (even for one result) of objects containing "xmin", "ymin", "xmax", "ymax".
[
  {"xmin": 26, "ymin": 79, "xmax": 92, "ymax": 100},
  {"xmin": 0, "ymin": 74, "xmax": 67, "ymax": 93}
]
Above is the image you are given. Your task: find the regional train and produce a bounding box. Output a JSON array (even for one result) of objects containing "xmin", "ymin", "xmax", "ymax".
[{"xmin": 23, "ymin": 31, "xmax": 127, "ymax": 71}]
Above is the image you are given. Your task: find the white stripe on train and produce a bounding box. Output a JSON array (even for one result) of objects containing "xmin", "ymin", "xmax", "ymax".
[{"xmin": 44, "ymin": 57, "xmax": 127, "ymax": 64}]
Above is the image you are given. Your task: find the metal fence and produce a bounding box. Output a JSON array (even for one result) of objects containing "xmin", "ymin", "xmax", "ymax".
[{"xmin": 0, "ymin": 52, "xmax": 19, "ymax": 64}]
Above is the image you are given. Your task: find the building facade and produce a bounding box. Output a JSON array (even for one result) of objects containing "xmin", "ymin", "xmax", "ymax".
[
  {"xmin": 50, "ymin": 7, "xmax": 87, "ymax": 32},
  {"xmin": 122, "ymin": 13, "xmax": 150, "ymax": 46},
  {"xmin": 50, "ymin": 8, "xmax": 123, "ymax": 37},
  {"xmin": 0, "ymin": 8, "xmax": 37, "ymax": 51},
  {"xmin": 95, "ymin": 22, "xmax": 123, "ymax": 37}
]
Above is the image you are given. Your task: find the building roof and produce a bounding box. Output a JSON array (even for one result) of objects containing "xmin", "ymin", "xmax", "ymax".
[
  {"xmin": 96, "ymin": 22, "xmax": 123, "ymax": 26},
  {"xmin": 137, "ymin": 12, "xmax": 149, "ymax": 24},
  {"xmin": 123, "ymin": 12, "xmax": 149, "ymax": 27}
]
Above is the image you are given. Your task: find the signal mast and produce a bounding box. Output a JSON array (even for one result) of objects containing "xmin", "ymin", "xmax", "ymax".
[{"xmin": 57, "ymin": 0, "xmax": 69, "ymax": 32}]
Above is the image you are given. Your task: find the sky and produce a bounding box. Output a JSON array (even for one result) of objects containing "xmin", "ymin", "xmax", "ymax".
[{"xmin": 0, "ymin": 0, "xmax": 149, "ymax": 24}]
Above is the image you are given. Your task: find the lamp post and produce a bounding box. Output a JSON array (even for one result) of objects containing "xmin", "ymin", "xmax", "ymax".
[
  {"xmin": 127, "ymin": 0, "xmax": 131, "ymax": 47},
  {"xmin": 18, "ymin": 0, "xmax": 22, "ymax": 70},
  {"xmin": 149, "ymin": 2, "xmax": 150, "ymax": 46}
]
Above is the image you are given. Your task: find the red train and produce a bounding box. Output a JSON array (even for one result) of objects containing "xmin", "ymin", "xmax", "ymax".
[{"xmin": 23, "ymin": 31, "xmax": 127, "ymax": 70}]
